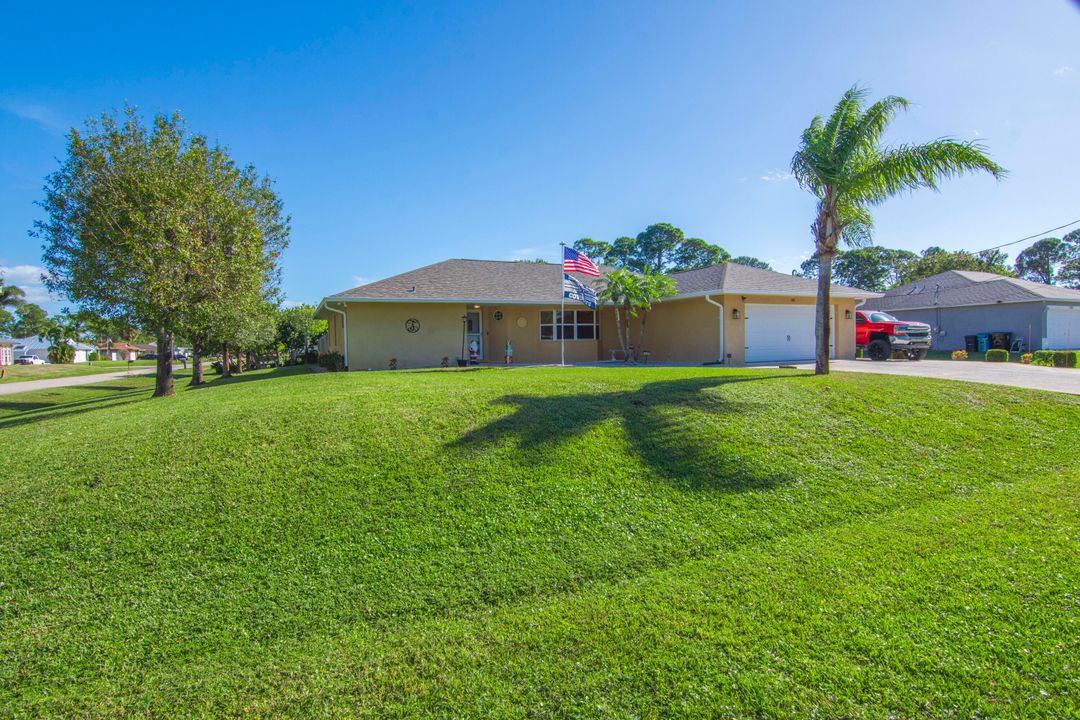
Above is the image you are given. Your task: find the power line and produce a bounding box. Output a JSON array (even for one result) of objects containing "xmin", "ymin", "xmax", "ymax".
[{"xmin": 976, "ymin": 217, "xmax": 1080, "ymax": 253}]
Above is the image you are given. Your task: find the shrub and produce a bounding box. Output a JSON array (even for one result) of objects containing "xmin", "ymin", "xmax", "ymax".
[
  {"xmin": 1021, "ymin": 353, "xmax": 1033, "ymax": 364},
  {"xmin": 951, "ymin": 350, "xmax": 968, "ymax": 360},
  {"xmin": 48, "ymin": 343, "xmax": 75, "ymax": 364},
  {"xmin": 985, "ymin": 349, "xmax": 1008, "ymax": 362},
  {"xmin": 88, "ymin": 351, "xmax": 101, "ymax": 362},
  {"xmin": 319, "ymin": 352, "xmax": 344, "ymax": 372},
  {"xmin": 1032, "ymin": 350, "xmax": 1079, "ymax": 368}
]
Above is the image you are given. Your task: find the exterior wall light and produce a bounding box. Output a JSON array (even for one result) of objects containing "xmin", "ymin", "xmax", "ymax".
[
  {"xmin": 731, "ymin": 308, "xmax": 740, "ymax": 319},
  {"xmin": 844, "ymin": 309, "xmax": 852, "ymax": 319}
]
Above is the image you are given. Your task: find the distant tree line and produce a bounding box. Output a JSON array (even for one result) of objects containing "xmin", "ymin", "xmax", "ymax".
[{"xmin": 573, "ymin": 222, "xmax": 772, "ymax": 274}]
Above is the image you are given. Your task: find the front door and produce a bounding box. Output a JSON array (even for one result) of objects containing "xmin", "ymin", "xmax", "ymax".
[{"xmin": 466, "ymin": 310, "xmax": 483, "ymax": 360}]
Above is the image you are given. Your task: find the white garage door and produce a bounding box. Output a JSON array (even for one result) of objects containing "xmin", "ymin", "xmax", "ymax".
[
  {"xmin": 745, "ymin": 303, "xmax": 834, "ymax": 363},
  {"xmin": 1045, "ymin": 306, "xmax": 1080, "ymax": 349}
]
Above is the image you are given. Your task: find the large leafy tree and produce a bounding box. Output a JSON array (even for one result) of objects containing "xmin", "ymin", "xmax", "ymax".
[
  {"xmin": 1014, "ymin": 237, "xmax": 1067, "ymax": 285},
  {"xmin": 798, "ymin": 246, "xmax": 918, "ymax": 291},
  {"xmin": 896, "ymin": 246, "xmax": 1012, "ymax": 284},
  {"xmin": 12, "ymin": 303, "xmax": 50, "ymax": 337},
  {"xmin": 730, "ymin": 256, "xmax": 773, "ymax": 271},
  {"xmin": 37, "ymin": 107, "xmax": 288, "ymax": 395},
  {"xmin": 573, "ymin": 224, "xmax": 730, "ymax": 273},
  {"xmin": 276, "ymin": 304, "xmax": 327, "ymax": 358},
  {"xmin": 1059, "ymin": 229, "xmax": 1080, "ymax": 288},
  {"xmin": 791, "ymin": 86, "xmax": 1004, "ymax": 374}
]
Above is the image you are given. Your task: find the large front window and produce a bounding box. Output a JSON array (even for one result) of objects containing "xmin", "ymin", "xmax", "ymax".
[{"xmin": 540, "ymin": 310, "xmax": 597, "ymax": 340}]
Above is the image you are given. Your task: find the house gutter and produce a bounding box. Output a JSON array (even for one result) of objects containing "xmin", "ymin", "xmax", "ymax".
[
  {"xmin": 704, "ymin": 295, "xmax": 725, "ymax": 363},
  {"xmin": 324, "ymin": 303, "xmax": 348, "ymax": 370}
]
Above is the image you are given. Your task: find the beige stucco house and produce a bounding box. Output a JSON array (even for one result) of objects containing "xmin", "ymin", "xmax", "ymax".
[{"xmin": 314, "ymin": 259, "xmax": 877, "ymax": 370}]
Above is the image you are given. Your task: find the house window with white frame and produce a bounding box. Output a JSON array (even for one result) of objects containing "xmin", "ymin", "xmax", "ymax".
[{"xmin": 539, "ymin": 310, "xmax": 597, "ymax": 340}]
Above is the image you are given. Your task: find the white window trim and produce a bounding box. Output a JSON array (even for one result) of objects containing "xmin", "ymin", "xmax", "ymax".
[{"xmin": 539, "ymin": 309, "xmax": 599, "ymax": 341}]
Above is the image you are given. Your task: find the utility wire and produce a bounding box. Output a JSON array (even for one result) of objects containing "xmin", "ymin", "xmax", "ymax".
[{"xmin": 976, "ymin": 217, "xmax": 1080, "ymax": 253}]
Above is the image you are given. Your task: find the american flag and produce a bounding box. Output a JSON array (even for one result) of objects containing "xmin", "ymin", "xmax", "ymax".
[{"xmin": 563, "ymin": 246, "xmax": 601, "ymax": 277}]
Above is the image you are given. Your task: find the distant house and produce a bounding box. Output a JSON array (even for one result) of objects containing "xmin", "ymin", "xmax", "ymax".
[
  {"xmin": 98, "ymin": 342, "xmax": 141, "ymax": 361},
  {"xmin": 11, "ymin": 336, "xmax": 98, "ymax": 363},
  {"xmin": 862, "ymin": 271, "xmax": 1080, "ymax": 351},
  {"xmin": 314, "ymin": 258, "xmax": 878, "ymax": 369},
  {"xmin": 0, "ymin": 336, "xmax": 13, "ymax": 366}
]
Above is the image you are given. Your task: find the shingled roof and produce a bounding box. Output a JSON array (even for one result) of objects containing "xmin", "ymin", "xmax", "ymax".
[
  {"xmin": 863, "ymin": 270, "xmax": 1080, "ymax": 311},
  {"xmin": 321, "ymin": 258, "xmax": 877, "ymax": 307}
]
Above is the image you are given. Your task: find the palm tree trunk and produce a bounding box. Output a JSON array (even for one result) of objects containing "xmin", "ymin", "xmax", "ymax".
[
  {"xmin": 612, "ymin": 304, "xmax": 626, "ymax": 360},
  {"xmin": 815, "ymin": 254, "xmax": 833, "ymax": 375},
  {"xmin": 637, "ymin": 309, "xmax": 648, "ymax": 358}
]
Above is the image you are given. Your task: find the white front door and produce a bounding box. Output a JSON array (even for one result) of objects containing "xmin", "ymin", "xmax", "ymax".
[
  {"xmin": 1045, "ymin": 306, "xmax": 1080, "ymax": 349},
  {"xmin": 466, "ymin": 310, "xmax": 483, "ymax": 359},
  {"xmin": 744, "ymin": 303, "xmax": 835, "ymax": 363}
]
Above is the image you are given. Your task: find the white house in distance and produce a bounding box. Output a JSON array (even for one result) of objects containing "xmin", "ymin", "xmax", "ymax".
[
  {"xmin": 0, "ymin": 336, "xmax": 13, "ymax": 366},
  {"xmin": 11, "ymin": 336, "xmax": 98, "ymax": 363}
]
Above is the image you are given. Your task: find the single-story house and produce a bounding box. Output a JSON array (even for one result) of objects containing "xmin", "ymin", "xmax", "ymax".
[
  {"xmin": 97, "ymin": 342, "xmax": 141, "ymax": 361},
  {"xmin": 861, "ymin": 270, "xmax": 1080, "ymax": 351},
  {"xmin": 11, "ymin": 337, "xmax": 98, "ymax": 363},
  {"xmin": 314, "ymin": 259, "xmax": 877, "ymax": 369},
  {"xmin": 0, "ymin": 336, "xmax": 13, "ymax": 366}
]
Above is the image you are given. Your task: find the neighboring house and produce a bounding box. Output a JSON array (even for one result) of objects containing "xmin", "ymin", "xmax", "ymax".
[
  {"xmin": 314, "ymin": 259, "xmax": 877, "ymax": 369},
  {"xmin": 0, "ymin": 336, "xmax": 13, "ymax": 366},
  {"xmin": 97, "ymin": 342, "xmax": 141, "ymax": 361},
  {"xmin": 862, "ymin": 271, "xmax": 1080, "ymax": 351},
  {"xmin": 11, "ymin": 337, "xmax": 98, "ymax": 363}
]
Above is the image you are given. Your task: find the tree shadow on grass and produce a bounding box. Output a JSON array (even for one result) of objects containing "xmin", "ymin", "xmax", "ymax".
[
  {"xmin": 447, "ymin": 373, "xmax": 812, "ymax": 493},
  {"xmin": 0, "ymin": 389, "xmax": 148, "ymax": 430},
  {"xmin": 186, "ymin": 365, "xmax": 310, "ymax": 390}
]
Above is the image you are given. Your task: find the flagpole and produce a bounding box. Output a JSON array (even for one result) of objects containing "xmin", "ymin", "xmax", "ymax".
[{"xmin": 559, "ymin": 242, "xmax": 566, "ymax": 366}]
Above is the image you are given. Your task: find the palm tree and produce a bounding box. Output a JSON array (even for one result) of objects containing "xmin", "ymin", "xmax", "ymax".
[
  {"xmin": 0, "ymin": 277, "xmax": 25, "ymax": 311},
  {"xmin": 791, "ymin": 86, "xmax": 1005, "ymax": 374},
  {"xmin": 600, "ymin": 269, "xmax": 676, "ymax": 362}
]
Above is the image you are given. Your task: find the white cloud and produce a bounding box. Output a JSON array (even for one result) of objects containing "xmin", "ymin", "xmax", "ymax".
[
  {"xmin": 1, "ymin": 100, "xmax": 67, "ymax": 134},
  {"xmin": 0, "ymin": 264, "xmax": 57, "ymax": 305},
  {"xmin": 506, "ymin": 246, "xmax": 551, "ymax": 262},
  {"xmin": 761, "ymin": 169, "xmax": 794, "ymax": 183},
  {"xmin": 1053, "ymin": 65, "xmax": 1073, "ymax": 77},
  {"xmin": 351, "ymin": 275, "xmax": 372, "ymax": 287}
]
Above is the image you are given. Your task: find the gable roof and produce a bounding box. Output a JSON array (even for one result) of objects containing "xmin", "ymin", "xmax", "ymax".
[
  {"xmin": 318, "ymin": 258, "xmax": 876, "ymax": 312},
  {"xmin": 863, "ymin": 270, "xmax": 1080, "ymax": 311}
]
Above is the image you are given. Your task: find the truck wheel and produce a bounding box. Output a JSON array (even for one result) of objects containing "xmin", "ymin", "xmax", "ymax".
[
  {"xmin": 906, "ymin": 349, "xmax": 927, "ymax": 361},
  {"xmin": 867, "ymin": 338, "xmax": 891, "ymax": 361}
]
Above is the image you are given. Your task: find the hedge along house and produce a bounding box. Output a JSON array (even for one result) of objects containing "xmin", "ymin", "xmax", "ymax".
[
  {"xmin": 861, "ymin": 270, "xmax": 1080, "ymax": 352},
  {"xmin": 314, "ymin": 259, "xmax": 877, "ymax": 370}
]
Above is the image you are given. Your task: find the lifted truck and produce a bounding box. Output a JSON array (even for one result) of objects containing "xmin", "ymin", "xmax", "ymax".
[{"xmin": 855, "ymin": 310, "xmax": 932, "ymax": 361}]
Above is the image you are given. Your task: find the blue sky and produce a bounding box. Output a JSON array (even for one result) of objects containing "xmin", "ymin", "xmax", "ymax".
[{"xmin": 1, "ymin": 1, "xmax": 1077, "ymax": 312}]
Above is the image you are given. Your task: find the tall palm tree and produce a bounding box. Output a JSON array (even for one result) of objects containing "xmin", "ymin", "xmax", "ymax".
[
  {"xmin": 0, "ymin": 276, "xmax": 25, "ymax": 311},
  {"xmin": 791, "ymin": 86, "xmax": 1005, "ymax": 374}
]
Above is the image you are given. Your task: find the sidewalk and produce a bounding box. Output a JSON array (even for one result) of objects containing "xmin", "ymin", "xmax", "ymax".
[{"xmin": 0, "ymin": 367, "xmax": 156, "ymax": 396}]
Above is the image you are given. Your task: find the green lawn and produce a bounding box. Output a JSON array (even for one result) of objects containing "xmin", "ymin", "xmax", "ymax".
[
  {"xmin": 0, "ymin": 359, "xmax": 156, "ymax": 383},
  {"xmin": 0, "ymin": 366, "xmax": 1077, "ymax": 717}
]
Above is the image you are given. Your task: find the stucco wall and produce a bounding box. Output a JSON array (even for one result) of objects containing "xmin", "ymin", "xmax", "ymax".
[
  {"xmin": 600, "ymin": 294, "xmax": 858, "ymax": 365},
  {"xmin": 886, "ymin": 302, "xmax": 1046, "ymax": 351},
  {"xmin": 343, "ymin": 302, "xmax": 465, "ymax": 369},
  {"xmin": 482, "ymin": 304, "xmax": 601, "ymax": 364}
]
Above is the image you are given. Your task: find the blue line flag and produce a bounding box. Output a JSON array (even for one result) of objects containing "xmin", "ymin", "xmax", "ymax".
[{"xmin": 563, "ymin": 273, "xmax": 598, "ymax": 309}]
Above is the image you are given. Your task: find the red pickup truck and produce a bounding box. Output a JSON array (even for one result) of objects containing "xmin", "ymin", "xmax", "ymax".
[{"xmin": 855, "ymin": 310, "xmax": 932, "ymax": 361}]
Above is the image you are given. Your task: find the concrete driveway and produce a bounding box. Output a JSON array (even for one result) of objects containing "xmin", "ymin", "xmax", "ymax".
[{"xmin": 793, "ymin": 359, "xmax": 1080, "ymax": 395}]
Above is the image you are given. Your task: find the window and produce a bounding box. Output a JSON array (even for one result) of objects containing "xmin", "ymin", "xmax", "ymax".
[{"xmin": 540, "ymin": 310, "xmax": 598, "ymax": 340}]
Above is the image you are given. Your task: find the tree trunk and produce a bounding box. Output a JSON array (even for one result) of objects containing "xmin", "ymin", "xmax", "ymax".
[
  {"xmin": 222, "ymin": 341, "xmax": 231, "ymax": 378},
  {"xmin": 815, "ymin": 253, "xmax": 833, "ymax": 375},
  {"xmin": 612, "ymin": 302, "xmax": 627, "ymax": 360},
  {"xmin": 638, "ymin": 309, "xmax": 649, "ymax": 358},
  {"xmin": 235, "ymin": 347, "xmax": 243, "ymax": 374},
  {"xmin": 154, "ymin": 329, "xmax": 175, "ymax": 397},
  {"xmin": 190, "ymin": 336, "xmax": 204, "ymax": 386}
]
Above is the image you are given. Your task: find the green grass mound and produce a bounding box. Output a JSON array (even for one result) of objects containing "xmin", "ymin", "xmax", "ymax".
[{"xmin": 0, "ymin": 366, "xmax": 1077, "ymax": 717}]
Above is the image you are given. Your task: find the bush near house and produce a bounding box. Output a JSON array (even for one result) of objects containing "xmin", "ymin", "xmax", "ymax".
[
  {"xmin": 1032, "ymin": 350, "xmax": 1079, "ymax": 368},
  {"xmin": 318, "ymin": 351, "xmax": 344, "ymax": 371},
  {"xmin": 951, "ymin": 350, "xmax": 968, "ymax": 360},
  {"xmin": 1021, "ymin": 353, "xmax": 1033, "ymax": 364},
  {"xmin": 985, "ymin": 349, "xmax": 1009, "ymax": 362}
]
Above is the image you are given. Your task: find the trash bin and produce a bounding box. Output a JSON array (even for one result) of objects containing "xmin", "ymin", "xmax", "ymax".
[
  {"xmin": 976, "ymin": 333, "xmax": 990, "ymax": 353},
  {"xmin": 964, "ymin": 335, "xmax": 978, "ymax": 353},
  {"xmin": 990, "ymin": 332, "xmax": 1012, "ymax": 350}
]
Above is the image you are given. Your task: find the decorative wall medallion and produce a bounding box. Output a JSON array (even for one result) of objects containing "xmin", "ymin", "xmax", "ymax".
[
  {"xmin": 516, "ymin": 317, "xmax": 527, "ymax": 328},
  {"xmin": 405, "ymin": 318, "xmax": 420, "ymax": 333}
]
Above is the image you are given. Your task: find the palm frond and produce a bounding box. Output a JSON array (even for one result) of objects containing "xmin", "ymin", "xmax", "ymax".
[
  {"xmin": 822, "ymin": 85, "xmax": 869, "ymax": 153},
  {"xmin": 848, "ymin": 138, "xmax": 1006, "ymax": 205},
  {"xmin": 837, "ymin": 95, "xmax": 909, "ymax": 166}
]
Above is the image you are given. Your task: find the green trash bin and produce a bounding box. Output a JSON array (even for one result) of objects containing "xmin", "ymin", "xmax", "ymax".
[{"xmin": 976, "ymin": 333, "xmax": 990, "ymax": 353}]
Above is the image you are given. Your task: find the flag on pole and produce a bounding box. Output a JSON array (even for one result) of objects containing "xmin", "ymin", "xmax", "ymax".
[
  {"xmin": 563, "ymin": 273, "xmax": 598, "ymax": 309},
  {"xmin": 562, "ymin": 246, "xmax": 601, "ymax": 277}
]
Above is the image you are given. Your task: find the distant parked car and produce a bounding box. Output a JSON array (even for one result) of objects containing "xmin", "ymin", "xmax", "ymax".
[
  {"xmin": 15, "ymin": 354, "xmax": 46, "ymax": 365},
  {"xmin": 138, "ymin": 352, "xmax": 158, "ymax": 360}
]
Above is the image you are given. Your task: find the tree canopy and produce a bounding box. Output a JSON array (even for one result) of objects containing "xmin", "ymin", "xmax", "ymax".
[
  {"xmin": 573, "ymin": 223, "xmax": 767, "ymax": 274},
  {"xmin": 37, "ymin": 107, "xmax": 288, "ymax": 395},
  {"xmin": 1014, "ymin": 237, "xmax": 1067, "ymax": 285}
]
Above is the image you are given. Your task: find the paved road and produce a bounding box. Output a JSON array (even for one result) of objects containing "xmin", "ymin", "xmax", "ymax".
[
  {"xmin": 794, "ymin": 359, "xmax": 1080, "ymax": 395},
  {"xmin": 0, "ymin": 367, "xmax": 156, "ymax": 396}
]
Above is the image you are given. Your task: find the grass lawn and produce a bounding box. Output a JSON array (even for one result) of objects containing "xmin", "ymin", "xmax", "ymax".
[
  {"xmin": 0, "ymin": 365, "xmax": 1077, "ymax": 717},
  {"xmin": 0, "ymin": 359, "xmax": 156, "ymax": 383}
]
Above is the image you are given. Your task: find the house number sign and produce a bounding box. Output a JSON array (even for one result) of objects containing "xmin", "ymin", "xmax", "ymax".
[{"xmin": 405, "ymin": 318, "xmax": 420, "ymax": 333}]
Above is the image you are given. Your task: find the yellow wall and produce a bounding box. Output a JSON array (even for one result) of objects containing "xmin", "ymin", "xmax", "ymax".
[
  {"xmin": 328, "ymin": 295, "xmax": 859, "ymax": 369},
  {"xmin": 599, "ymin": 294, "xmax": 859, "ymax": 365}
]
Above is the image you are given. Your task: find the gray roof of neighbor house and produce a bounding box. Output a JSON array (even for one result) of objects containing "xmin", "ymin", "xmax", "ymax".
[
  {"xmin": 318, "ymin": 258, "xmax": 876, "ymax": 311},
  {"xmin": 862, "ymin": 270, "xmax": 1080, "ymax": 312},
  {"xmin": 10, "ymin": 336, "xmax": 97, "ymax": 352}
]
